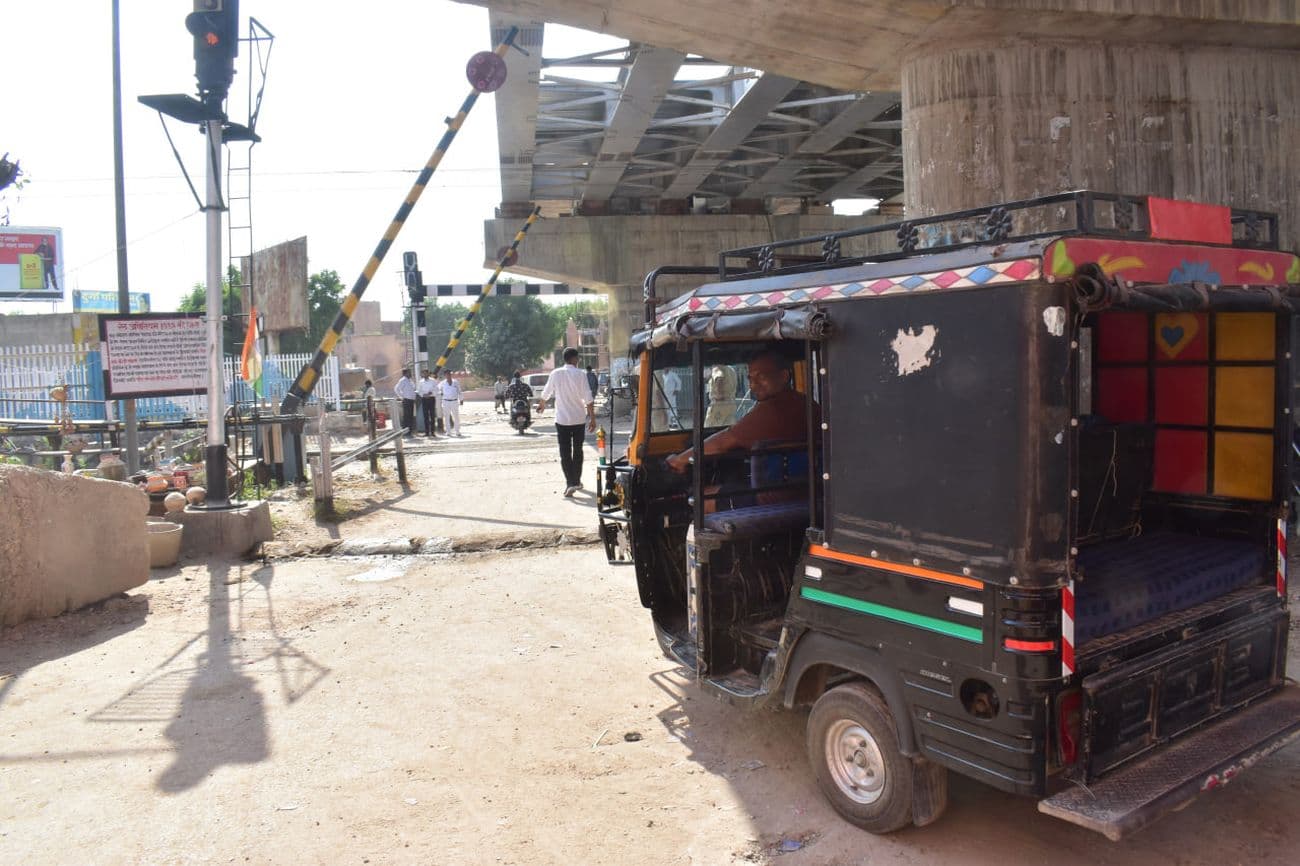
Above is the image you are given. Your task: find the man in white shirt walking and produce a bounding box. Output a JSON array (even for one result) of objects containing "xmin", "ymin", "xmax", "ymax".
[
  {"xmin": 537, "ymin": 347, "xmax": 595, "ymax": 497},
  {"xmin": 438, "ymin": 370, "xmax": 464, "ymax": 437},
  {"xmin": 394, "ymin": 368, "xmax": 417, "ymax": 437}
]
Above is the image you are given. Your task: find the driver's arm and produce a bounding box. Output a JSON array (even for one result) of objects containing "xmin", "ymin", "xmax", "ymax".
[{"xmin": 666, "ymin": 425, "xmax": 745, "ymax": 473}]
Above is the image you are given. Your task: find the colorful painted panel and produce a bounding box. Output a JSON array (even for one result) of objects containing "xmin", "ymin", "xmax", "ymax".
[
  {"xmin": 1096, "ymin": 312, "xmax": 1148, "ymax": 362},
  {"xmin": 669, "ymin": 259, "xmax": 1041, "ymax": 321},
  {"xmin": 1154, "ymin": 429, "xmax": 1208, "ymax": 494},
  {"xmin": 1097, "ymin": 367, "xmax": 1148, "ymax": 423},
  {"xmin": 1215, "ymin": 367, "xmax": 1275, "ymax": 429},
  {"xmin": 1153, "ymin": 313, "xmax": 1207, "ymax": 361},
  {"xmin": 1154, "ymin": 367, "xmax": 1208, "ymax": 426},
  {"xmin": 1213, "ymin": 432, "xmax": 1273, "ymax": 500},
  {"xmin": 1044, "ymin": 238, "xmax": 1298, "ymax": 287},
  {"xmin": 1215, "ymin": 313, "xmax": 1275, "ymax": 361}
]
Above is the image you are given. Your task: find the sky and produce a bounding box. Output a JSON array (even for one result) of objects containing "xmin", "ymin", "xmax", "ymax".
[
  {"xmin": 3, "ymin": 1, "xmax": 628, "ymax": 321},
  {"xmin": 4, "ymin": 1, "xmax": 870, "ymax": 324}
]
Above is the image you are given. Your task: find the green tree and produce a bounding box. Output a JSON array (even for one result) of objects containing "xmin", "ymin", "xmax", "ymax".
[
  {"xmin": 422, "ymin": 300, "xmax": 471, "ymax": 371},
  {"xmin": 279, "ymin": 270, "xmax": 346, "ymax": 353},
  {"xmin": 550, "ymin": 298, "xmax": 609, "ymax": 331},
  {"xmin": 462, "ymin": 295, "xmax": 563, "ymax": 378},
  {"xmin": 177, "ymin": 266, "xmax": 243, "ymax": 352}
]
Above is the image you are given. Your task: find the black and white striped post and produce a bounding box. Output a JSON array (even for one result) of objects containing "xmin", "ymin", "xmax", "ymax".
[{"xmin": 279, "ymin": 26, "xmax": 519, "ymax": 415}]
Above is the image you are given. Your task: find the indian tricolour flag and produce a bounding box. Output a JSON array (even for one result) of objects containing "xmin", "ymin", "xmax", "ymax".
[{"xmin": 241, "ymin": 308, "xmax": 264, "ymax": 397}]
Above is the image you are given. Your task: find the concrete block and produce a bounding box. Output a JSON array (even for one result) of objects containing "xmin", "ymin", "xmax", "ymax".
[
  {"xmin": 168, "ymin": 500, "xmax": 273, "ymax": 558},
  {"xmin": 0, "ymin": 464, "xmax": 149, "ymax": 628}
]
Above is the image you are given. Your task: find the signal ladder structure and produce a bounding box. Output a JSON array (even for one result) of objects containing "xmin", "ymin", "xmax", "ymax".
[{"xmin": 224, "ymin": 17, "xmax": 275, "ymax": 493}]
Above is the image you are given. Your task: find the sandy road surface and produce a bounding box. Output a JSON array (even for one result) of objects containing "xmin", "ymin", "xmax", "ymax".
[
  {"xmin": 4, "ymin": 542, "xmax": 1300, "ymax": 865},
  {"xmin": 4, "ymin": 400, "xmax": 1300, "ymax": 864}
]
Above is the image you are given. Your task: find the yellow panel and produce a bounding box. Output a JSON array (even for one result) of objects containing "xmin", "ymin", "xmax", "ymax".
[
  {"xmin": 1215, "ymin": 313, "xmax": 1274, "ymax": 361},
  {"xmin": 1215, "ymin": 366, "xmax": 1274, "ymax": 428},
  {"xmin": 1213, "ymin": 432, "xmax": 1273, "ymax": 500}
]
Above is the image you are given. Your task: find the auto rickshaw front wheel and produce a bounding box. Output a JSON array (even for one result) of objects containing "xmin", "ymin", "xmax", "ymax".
[{"xmin": 807, "ymin": 681, "xmax": 945, "ymax": 833}]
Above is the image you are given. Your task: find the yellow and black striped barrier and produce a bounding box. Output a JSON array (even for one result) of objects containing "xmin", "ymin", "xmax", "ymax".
[
  {"xmin": 429, "ymin": 206, "xmax": 542, "ymax": 377},
  {"xmin": 279, "ymin": 26, "xmax": 519, "ymax": 415}
]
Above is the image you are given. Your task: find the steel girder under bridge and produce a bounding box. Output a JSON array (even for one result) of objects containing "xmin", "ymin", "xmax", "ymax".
[{"xmin": 491, "ymin": 19, "xmax": 902, "ymax": 218}]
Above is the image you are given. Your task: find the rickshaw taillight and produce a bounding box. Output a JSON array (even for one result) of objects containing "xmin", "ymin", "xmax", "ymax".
[{"xmin": 1057, "ymin": 689, "xmax": 1083, "ymax": 766}]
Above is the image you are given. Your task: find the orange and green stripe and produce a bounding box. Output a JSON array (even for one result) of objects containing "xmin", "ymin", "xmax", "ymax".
[{"xmin": 800, "ymin": 586, "xmax": 983, "ymax": 643}]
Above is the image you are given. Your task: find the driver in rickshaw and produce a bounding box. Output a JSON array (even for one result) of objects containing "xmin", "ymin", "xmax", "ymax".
[{"xmin": 664, "ymin": 351, "xmax": 815, "ymax": 484}]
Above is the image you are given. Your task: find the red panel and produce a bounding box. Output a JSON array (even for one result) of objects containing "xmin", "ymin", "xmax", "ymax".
[
  {"xmin": 1097, "ymin": 312, "xmax": 1149, "ymax": 362},
  {"xmin": 1044, "ymin": 238, "xmax": 1296, "ymax": 287},
  {"xmin": 1154, "ymin": 429, "xmax": 1208, "ymax": 494},
  {"xmin": 1154, "ymin": 366, "xmax": 1208, "ymax": 426},
  {"xmin": 1147, "ymin": 197, "xmax": 1232, "ymax": 245},
  {"xmin": 1097, "ymin": 367, "xmax": 1149, "ymax": 423}
]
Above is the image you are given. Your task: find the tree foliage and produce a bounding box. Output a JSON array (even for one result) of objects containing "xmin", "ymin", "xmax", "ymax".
[
  {"xmin": 550, "ymin": 298, "xmax": 608, "ymax": 332},
  {"xmin": 422, "ymin": 300, "xmax": 471, "ymax": 371},
  {"xmin": 278, "ymin": 270, "xmax": 346, "ymax": 354},
  {"xmin": 462, "ymin": 295, "xmax": 563, "ymax": 378},
  {"xmin": 177, "ymin": 266, "xmax": 243, "ymax": 351}
]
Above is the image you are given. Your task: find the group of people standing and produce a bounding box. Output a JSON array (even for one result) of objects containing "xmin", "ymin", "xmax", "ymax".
[
  {"xmin": 394, "ymin": 368, "xmax": 464, "ymax": 438},
  {"xmin": 382, "ymin": 348, "xmax": 598, "ymax": 499}
]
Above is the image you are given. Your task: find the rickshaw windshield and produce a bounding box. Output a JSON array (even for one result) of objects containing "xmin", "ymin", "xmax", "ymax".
[{"xmin": 648, "ymin": 343, "xmax": 763, "ymax": 434}]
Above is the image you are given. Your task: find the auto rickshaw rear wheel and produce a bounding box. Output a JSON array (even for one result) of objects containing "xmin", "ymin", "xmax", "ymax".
[{"xmin": 807, "ymin": 681, "xmax": 914, "ymax": 833}]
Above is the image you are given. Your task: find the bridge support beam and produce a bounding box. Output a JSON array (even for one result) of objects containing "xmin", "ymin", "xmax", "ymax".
[
  {"xmin": 902, "ymin": 40, "xmax": 1300, "ymax": 253},
  {"xmin": 483, "ymin": 212, "xmax": 882, "ymax": 348}
]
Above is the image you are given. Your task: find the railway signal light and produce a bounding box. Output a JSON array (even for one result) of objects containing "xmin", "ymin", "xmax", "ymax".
[
  {"xmin": 403, "ymin": 252, "xmax": 425, "ymax": 302},
  {"xmin": 185, "ymin": 0, "xmax": 239, "ymax": 97}
]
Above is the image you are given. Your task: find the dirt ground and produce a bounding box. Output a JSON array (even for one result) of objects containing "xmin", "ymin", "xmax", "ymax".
[{"xmin": 4, "ymin": 401, "xmax": 1300, "ymax": 865}]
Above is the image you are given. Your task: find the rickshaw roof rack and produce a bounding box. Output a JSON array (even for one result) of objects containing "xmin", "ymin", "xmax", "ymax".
[{"xmin": 718, "ymin": 191, "xmax": 1282, "ymax": 281}]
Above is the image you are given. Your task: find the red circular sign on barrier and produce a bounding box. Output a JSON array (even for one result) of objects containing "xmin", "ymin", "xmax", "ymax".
[
  {"xmin": 496, "ymin": 246, "xmax": 519, "ymax": 267},
  {"xmin": 467, "ymin": 52, "xmax": 508, "ymax": 93}
]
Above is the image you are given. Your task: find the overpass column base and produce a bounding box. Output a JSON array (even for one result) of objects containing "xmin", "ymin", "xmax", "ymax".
[{"xmin": 901, "ymin": 40, "xmax": 1300, "ymax": 252}]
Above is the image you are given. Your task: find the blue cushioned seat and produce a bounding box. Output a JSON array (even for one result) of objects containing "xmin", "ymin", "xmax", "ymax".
[
  {"xmin": 1074, "ymin": 531, "xmax": 1267, "ymax": 644},
  {"xmin": 701, "ymin": 502, "xmax": 809, "ymax": 538}
]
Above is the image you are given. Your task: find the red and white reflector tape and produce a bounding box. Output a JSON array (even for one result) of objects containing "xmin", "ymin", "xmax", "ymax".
[
  {"xmin": 1061, "ymin": 579, "xmax": 1076, "ymax": 677},
  {"xmin": 1277, "ymin": 519, "xmax": 1287, "ymax": 599}
]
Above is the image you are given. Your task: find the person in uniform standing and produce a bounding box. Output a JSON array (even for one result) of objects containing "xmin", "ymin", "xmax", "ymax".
[
  {"xmin": 494, "ymin": 376, "xmax": 508, "ymax": 413},
  {"xmin": 439, "ymin": 370, "xmax": 464, "ymax": 437},
  {"xmin": 394, "ymin": 369, "xmax": 417, "ymax": 437},
  {"xmin": 418, "ymin": 370, "xmax": 438, "ymax": 437}
]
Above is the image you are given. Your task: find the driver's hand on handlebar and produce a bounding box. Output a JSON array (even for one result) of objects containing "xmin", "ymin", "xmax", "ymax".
[{"xmin": 666, "ymin": 452, "xmax": 689, "ymax": 473}]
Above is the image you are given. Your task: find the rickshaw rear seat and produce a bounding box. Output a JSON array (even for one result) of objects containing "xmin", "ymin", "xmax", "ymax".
[{"xmin": 701, "ymin": 501, "xmax": 809, "ymax": 538}]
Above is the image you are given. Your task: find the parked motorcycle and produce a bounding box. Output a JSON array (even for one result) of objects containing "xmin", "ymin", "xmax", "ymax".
[{"xmin": 509, "ymin": 398, "xmax": 532, "ymax": 434}]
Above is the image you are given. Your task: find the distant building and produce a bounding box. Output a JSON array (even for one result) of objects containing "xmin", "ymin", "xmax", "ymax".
[
  {"xmin": 0, "ymin": 312, "xmax": 101, "ymax": 348},
  {"xmin": 336, "ymin": 301, "xmax": 406, "ymax": 387}
]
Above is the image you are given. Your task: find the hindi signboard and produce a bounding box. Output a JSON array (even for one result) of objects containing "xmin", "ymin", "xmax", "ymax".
[
  {"xmin": 0, "ymin": 226, "xmax": 64, "ymax": 300},
  {"xmin": 99, "ymin": 313, "xmax": 208, "ymax": 399},
  {"xmin": 73, "ymin": 290, "xmax": 152, "ymax": 313}
]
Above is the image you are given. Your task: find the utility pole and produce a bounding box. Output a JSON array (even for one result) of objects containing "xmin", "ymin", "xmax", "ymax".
[
  {"xmin": 136, "ymin": 1, "xmax": 244, "ymax": 504},
  {"xmin": 111, "ymin": 0, "xmax": 139, "ymax": 473},
  {"xmin": 189, "ymin": 1, "xmax": 239, "ymax": 506},
  {"xmin": 203, "ymin": 115, "xmax": 228, "ymax": 504}
]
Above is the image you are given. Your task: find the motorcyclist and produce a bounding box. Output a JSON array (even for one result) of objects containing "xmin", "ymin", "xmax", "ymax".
[{"xmin": 505, "ymin": 371, "xmax": 534, "ymax": 431}]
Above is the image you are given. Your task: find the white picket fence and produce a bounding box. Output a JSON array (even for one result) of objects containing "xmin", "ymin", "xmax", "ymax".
[{"xmin": 0, "ymin": 343, "xmax": 340, "ymax": 422}]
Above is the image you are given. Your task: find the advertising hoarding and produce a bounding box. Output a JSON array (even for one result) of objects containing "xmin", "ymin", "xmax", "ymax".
[
  {"xmin": 99, "ymin": 313, "xmax": 208, "ymax": 399},
  {"xmin": 0, "ymin": 226, "xmax": 64, "ymax": 300},
  {"xmin": 240, "ymin": 236, "xmax": 308, "ymax": 333}
]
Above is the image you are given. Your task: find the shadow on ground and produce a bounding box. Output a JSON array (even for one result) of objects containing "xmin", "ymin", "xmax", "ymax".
[{"xmin": 0, "ymin": 594, "xmax": 150, "ymax": 711}]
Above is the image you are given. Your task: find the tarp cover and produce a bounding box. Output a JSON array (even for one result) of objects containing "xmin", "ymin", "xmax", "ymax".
[
  {"xmin": 629, "ymin": 307, "xmax": 829, "ymax": 354},
  {"xmin": 1075, "ymin": 279, "xmax": 1300, "ymax": 313}
]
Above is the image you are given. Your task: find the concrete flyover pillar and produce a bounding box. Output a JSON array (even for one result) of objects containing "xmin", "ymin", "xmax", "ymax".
[{"xmin": 902, "ymin": 40, "xmax": 1300, "ymax": 252}]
